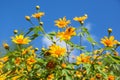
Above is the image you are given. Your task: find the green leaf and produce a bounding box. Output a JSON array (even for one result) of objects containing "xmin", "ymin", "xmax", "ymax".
[
  {"xmin": 36, "ymin": 58, "xmax": 45, "ymax": 63},
  {"xmin": 66, "ymin": 41, "xmax": 85, "ymax": 51},
  {"xmin": 33, "ymin": 26, "xmax": 44, "ymax": 34},
  {"xmin": 62, "ymin": 69, "xmax": 73, "ymax": 80},
  {"xmin": 48, "ymin": 32, "xmax": 56, "ymax": 36}
]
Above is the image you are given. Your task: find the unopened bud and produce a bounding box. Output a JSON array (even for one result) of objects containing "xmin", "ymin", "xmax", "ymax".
[
  {"xmin": 41, "ymin": 48, "xmax": 45, "ymax": 51},
  {"xmin": 25, "ymin": 16, "xmax": 30, "ymax": 21},
  {"xmin": 113, "ymin": 51, "xmax": 119, "ymax": 56},
  {"xmin": 39, "ymin": 22, "xmax": 43, "ymax": 26},
  {"xmin": 35, "ymin": 48, "xmax": 39, "ymax": 51},
  {"xmin": 117, "ymin": 41, "xmax": 120, "ymax": 46},
  {"xmin": 84, "ymin": 14, "xmax": 88, "ymax": 17},
  {"xmin": 80, "ymin": 21, "xmax": 84, "ymax": 25},
  {"xmin": 108, "ymin": 28, "xmax": 112, "ymax": 33},
  {"xmin": 61, "ymin": 63, "xmax": 66, "ymax": 68},
  {"xmin": 3, "ymin": 43, "xmax": 9, "ymax": 50},
  {"xmin": 92, "ymin": 42, "xmax": 96, "ymax": 46},
  {"xmin": 14, "ymin": 30, "xmax": 18, "ymax": 34},
  {"xmin": 36, "ymin": 5, "xmax": 40, "ymax": 10}
]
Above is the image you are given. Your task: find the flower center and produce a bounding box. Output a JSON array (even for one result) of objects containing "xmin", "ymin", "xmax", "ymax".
[{"xmin": 17, "ymin": 39, "xmax": 23, "ymax": 43}]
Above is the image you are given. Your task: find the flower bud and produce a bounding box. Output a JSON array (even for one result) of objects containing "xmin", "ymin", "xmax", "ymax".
[
  {"xmin": 14, "ymin": 29, "xmax": 18, "ymax": 34},
  {"xmin": 117, "ymin": 41, "xmax": 120, "ymax": 46},
  {"xmin": 36, "ymin": 5, "xmax": 40, "ymax": 10},
  {"xmin": 25, "ymin": 16, "xmax": 30, "ymax": 21},
  {"xmin": 3, "ymin": 43, "xmax": 9, "ymax": 50},
  {"xmin": 84, "ymin": 14, "xmax": 88, "ymax": 17},
  {"xmin": 39, "ymin": 22, "xmax": 43, "ymax": 26},
  {"xmin": 41, "ymin": 47, "xmax": 45, "ymax": 51},
  {"xmin": 61, "ymin": 63, "xmax": 66, "ymax": 68},
  {"xmin": 113, "ymin": 51, "xmax": 119, "ymax": 56},
  {"xmin": 35, "ymin": 48, "xmax": 39, "ymax": 51},
  {"xmin": 108, "ymin": 28, "xmax": 112, "ymax": 33},
  {"xmin": 80, "ymin": 21, "xmax": 84, "ymax": 25}
]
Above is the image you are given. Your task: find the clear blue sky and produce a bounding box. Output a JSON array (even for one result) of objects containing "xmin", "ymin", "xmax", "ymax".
[{"xmin": 0, "ymin": 0, "xmax": 120, "ymax": 52}]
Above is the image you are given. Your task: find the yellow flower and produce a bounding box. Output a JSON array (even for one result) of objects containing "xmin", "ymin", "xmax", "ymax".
[
  {"xmin": 76, "ymin": 53, "xmax": 90, "ymax": 65},
  {"xmin": 14, "ymin": 57, "xmax": 21, "ymax": 65},
  {"xmin": 48, "ymin": 44, "xmax": 66, "ymax": 58},
  {"xmin": 101, "ymin": 36, "xmax": 118, "ymax": 47},
  {"xmin": 12, "ymin": 35, "xmax": 31, "ymax": 45},
  {"xmin": 22, "ymin": 46, "xmax": 33, "ymax": 55},
  {"xmin": 0, "ymin": 56, "xmax": 8, "ymax": 62},
  {"xmin": 65, "ymin": 27, "xmax": 76, "ymax": 36},
  {"xmin": 73, "ymin": 14, "xmax": 88, "ymax": 23},
  {"xmin": 61, "ymin": 63, "xmax": 66, "ymax": 68},
  {"xmin": 0, "ymin": 75, "xmax": 6, "ymax": 80},
  {"xmin": 0, "ymin": 62, "xmax": 3, "ymax": 69},
  {"xmin": 27, "ymin": 56, "xmax": 36, "ymax": 65},
  {"xmin": 12, "ymin": 75, "xmax": 21, "ymax": 80},
  {"xmin": 75, "ymin": 71, "xmax": 82, "ymax": 78},
  {"xmin": 90, "ymin": 77, "xmax": 95, "ymax": 80},
  {"xmin": 108, "ymin": 75, "xmax": 115, "ymax": 80},
  {"xmin": 47, "ymin": 74, "xmax": 54, "ymax": 80},
  {"xmin": 27, "ymin": 65, "xmax": 32, "ymax": 71},
  {"xmin": 32, "ymin": 12, "xmax": 44, "ymax": 19},
  {"xmin": 0, "ymin": 71, "xmax": 11, "ymax": 80},
  {"xmin": 55, "ymin": 17, "xmax": 70, "ymax": 28},
  {"xmin": 57, "ymin": 27, "xmax": 76, "ymax": 40}
]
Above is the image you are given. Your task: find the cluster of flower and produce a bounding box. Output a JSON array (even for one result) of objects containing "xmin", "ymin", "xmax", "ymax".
[{"xmin": 0, "ymin": 5, "xmax": 120, "ymax": 80}]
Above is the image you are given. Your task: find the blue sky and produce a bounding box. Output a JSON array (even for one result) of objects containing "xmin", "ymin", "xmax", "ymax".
[{"xmin": 0, "ymin": 0, "xmax": 120, "ymax": 53}]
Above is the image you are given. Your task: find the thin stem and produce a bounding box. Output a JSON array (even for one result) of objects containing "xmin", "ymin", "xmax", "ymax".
[
  {"xmin": 66, "ymin": 42, "xmax": 69, "ymax": 62},
  {"xmin": 80, "ymin": 34, "xmax": 82, "ymax": 54}
]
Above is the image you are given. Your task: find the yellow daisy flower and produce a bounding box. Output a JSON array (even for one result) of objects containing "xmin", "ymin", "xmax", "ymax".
[
  {"xmin": 12, "ymin": 35, "xmax": 31, "ymax": 45},
  {"xmin": 27, "ymin": 56, "xmax": 36, "ymax": 65},
  {"xmin": 0, "ymin": 56, "xmax": 8, "ymax": 62},
  {"xmin": 76, "ymin": 53, "xmax": 90, "ymax": 65},
  {"xmin": 48, "ymin": 44, "xmax": 66, "ymax": 58},
  {"xmin": 55, "ymin": 17, "xmax": 70, "ymax": 28},
  {"xmin": 108, "ymin": 75, "xmax": 115, "ymax": 80},
  {"xmin": 57, "ymin": 27, "xmax": 76, "ymax": 40},
  {"xmin": 73, "ymin": 14, "xmax": 88, "ymax": 23},
  {"xmin": 32, "ymin": 12, "xmax": 44, "ymax": 19},
  {"xmin": 101, "ymin": 36, "xmax": 118, "ymax": 47},
  {"xmin": 47, "ymin": 74, "xmax": 54, "ymax": 80},
  {"xmin": 14, "ymin": 57, "xmax": 21, "ymax": 65}
]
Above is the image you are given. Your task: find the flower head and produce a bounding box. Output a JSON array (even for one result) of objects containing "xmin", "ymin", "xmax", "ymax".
[
  {"xmin": 14, "ymin": 57, "xmax": 21, "ymax": 65},
  {"xmin": 32, "ymin": 12, "xmax": 44, "ymax": 19},
  {"xmin": 73, "ymin": 14, "xmax": 88, "ymax": 24},
  {"xmin": 101, "ymin": 36, "xmax": 118, "ymax": 47},
  {"xmin": 76, "ymin": 53, "xmax": 90, "ymax": 65},
  {"xmin": 108, "ymin": 75, "xmax": 115, "ymax": 80},
  {"xmin": 55, "ymin": 17, "xmax": 70, "ymax": 28},
  {"xmin": 12, "ymin": 35, "xmax": 31, "ymax": 45},
  {"xmin": 27, "ymin": 56, "xmax": 36, "ymax": 65},
  {"xmin": 57, "ymin": 27, "xmax": 76, "ymax": 40},
  {"xmin": 47, "ymin": 74, "xmax": 54, "ymax": 80},
  {"xmin": 48, "ymin": 44, "xmax": 66, "ymax": 58},
  {"xmin": 0, "ymin": 56, "xmax": 8, "ymax": 63}
]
